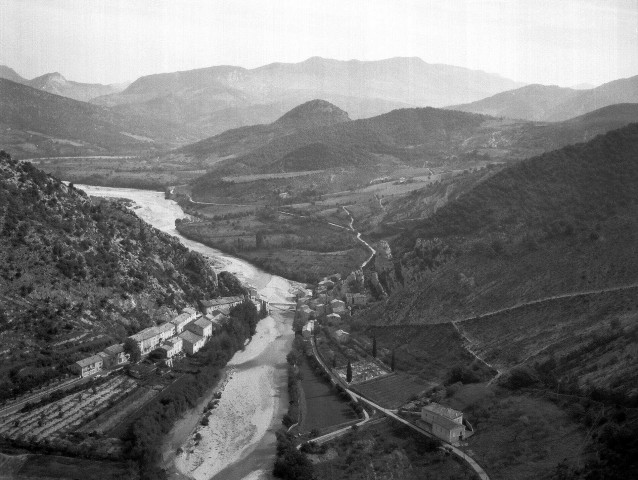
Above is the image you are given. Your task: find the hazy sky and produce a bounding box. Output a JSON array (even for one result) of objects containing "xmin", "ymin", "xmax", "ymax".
[{"xmin": 1, "ymin": 0, "xmax": 637, "ymax": 87}]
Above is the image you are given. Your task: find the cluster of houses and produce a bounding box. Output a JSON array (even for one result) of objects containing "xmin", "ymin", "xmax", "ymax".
[{"xmin": 70, "ymin": 296, "xmax": 248, "ymax": 378}]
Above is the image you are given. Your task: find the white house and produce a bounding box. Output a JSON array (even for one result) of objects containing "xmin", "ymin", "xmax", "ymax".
[
  {"xmin": 420, "ymin": 403, "xmax": 467, "ymax": 445},
  {"xmin": 179, "ymin": 330, "xmax": 206, "ymax": 355},
  {"xmin": 302, "ymin": 320, "xmax": 315, "ymax": 337},
  {"xmin": 171, "ymin": 313, "xmax": 192, "ymax": 334},
  {"xmin": 157, "ymin": 322, "xmax": 175, "ymax": 342},
  {"xmin": 185, "ymin": 316, "xmax": 213, "ymax": 338},
  {"xmin": 201, "ymin": 296, "xmax": 244, "ymax": 315},
  {"xmin": 71, "ymin": 354, "xmax": 104, "ymax": 377},
  {"xmin": 129, "ymin": 326, "xmax": 161, "ymax": 354}
]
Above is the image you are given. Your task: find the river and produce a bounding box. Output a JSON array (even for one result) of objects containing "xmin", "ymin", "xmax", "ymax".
[{"xmin": 75, "ymin": 185, "xmax": 299, "ymax": 480}]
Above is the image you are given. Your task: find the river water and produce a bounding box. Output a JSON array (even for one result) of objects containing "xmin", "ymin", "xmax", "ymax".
[{"xmin": 76, "ymin": 185, "xmax": 299, "ymax": 480}]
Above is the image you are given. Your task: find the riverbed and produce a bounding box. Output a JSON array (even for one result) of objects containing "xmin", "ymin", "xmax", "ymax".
[{"xmin": 75, "ymin": 185, "xmax": 299, "ymax": 480}]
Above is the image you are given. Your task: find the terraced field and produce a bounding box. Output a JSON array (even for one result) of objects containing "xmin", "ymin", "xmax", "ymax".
[{"xmin": 0, "ymin": 375, "xmax": 138, "ymax": 442}]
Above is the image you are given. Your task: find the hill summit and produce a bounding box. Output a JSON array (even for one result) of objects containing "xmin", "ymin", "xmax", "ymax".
[{"xmin": 274, "ymin": 99, "xmax": 351, "ymax": 128}]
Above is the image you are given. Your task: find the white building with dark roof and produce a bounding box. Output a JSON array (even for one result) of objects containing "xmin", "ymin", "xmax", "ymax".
[
  {"xmin": 100, "ymin": 343, "xmax": 128, "ymax": 368},
  {"xmin": 157, "ymin": 322, "xmax": 176, "ymax": 342},
  {"xmin": 171, "ymin": 313, "xmax": 192, "ymax": 333},
  {"xmin": 70, "ymin": 354, "xmax": 104, "ymax": 377},
  {"xmin": 185, "ymin": 316, "xmax": 213, "ymax": 338},
  {"xmin": 179, "ymin": 330, "xmax": 205, "ymax": 355},
  {"xmin": 129, "ymin": 326, "xmax": 161, "ymax": 354},
  {"xmin": 420, "ymin": 403, "xmax": 467, "ymax": 444}
]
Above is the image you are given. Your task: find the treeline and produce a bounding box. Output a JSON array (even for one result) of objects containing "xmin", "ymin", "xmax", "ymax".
[{"xmin": 123, "ymin": 300, "xmax": 260, "ymax": 480}]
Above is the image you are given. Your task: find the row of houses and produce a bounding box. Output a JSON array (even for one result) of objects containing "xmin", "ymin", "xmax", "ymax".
[{"xmin": 70, "ymin": 299, "xmax": 242, "ymax": 377}]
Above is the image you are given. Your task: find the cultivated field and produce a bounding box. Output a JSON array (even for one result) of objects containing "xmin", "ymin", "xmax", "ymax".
[
  {"xmin": 298, "ymin": 356, "xmax": 358, "ymax": 432},
  {"xmin": 353, "ymin": 373, "xmax": 434, "ymax": 409}
]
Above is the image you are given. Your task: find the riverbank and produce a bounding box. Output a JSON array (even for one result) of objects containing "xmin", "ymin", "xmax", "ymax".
[
  {"xmin": 164, "ymin": 310, "xmax": 294, "ymax": 480},
  {"xmin": 73, "ymin": 185, "xmax": 300, "ymax": 479}
]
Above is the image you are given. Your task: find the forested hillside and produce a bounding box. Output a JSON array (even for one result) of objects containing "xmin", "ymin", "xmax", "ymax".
[{"xmin": 0, "ymin": 151, "xmax": 240, "ymax": 400}]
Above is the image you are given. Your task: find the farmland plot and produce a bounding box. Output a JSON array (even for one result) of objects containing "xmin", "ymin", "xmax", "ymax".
[{"xmin": 0, "ymin": 375, "xmax": 138, "ymax": 442}]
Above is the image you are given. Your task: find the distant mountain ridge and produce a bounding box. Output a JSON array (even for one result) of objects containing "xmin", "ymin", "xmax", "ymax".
[
  {"xmin": 90, "ymin": 56, "xmax": 524, "ymax": 138},
  {"xmin": 0, "ymin": 78, "xmax": 187, "ymax": 157},
  {"xmin": 0, "ymin": 65, "xmax": 125, "ymax": 102},
  {"xmin": 182, "ymin": 100, "xmax": 638, "ymax": 180},
  {"xmin": 448, "ymin": 75, "xmax": 638, "ymax": 121}
]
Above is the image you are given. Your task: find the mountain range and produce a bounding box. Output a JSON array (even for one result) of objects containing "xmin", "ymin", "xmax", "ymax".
[
  {"xmin": 0, "ymin": 78, "xmax": 190, "ymax": 158},
  {"xmin": 181, "ymin": 100, "xmax": 638, "ymax": 180},
  {"xmin": 448, "ymin": 75, "xmax": 638, "ymax": 121},
  {"xmin": 0, "ymin": 65, "xmax": 125, "ymax": 102},
  {"xmin": 90, "ymin": 56, "xmax": 524, "ymax": 138}
]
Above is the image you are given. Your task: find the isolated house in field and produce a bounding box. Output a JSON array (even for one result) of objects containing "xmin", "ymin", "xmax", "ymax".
[
  {"xmin": 71, "ymin": 354, "xmax": 104, "ymax": 377},
  {"xmin": 157, "ymin": 322, "xmax": 176, "ymax": 342},
  {"xmin": 101, "ymin": 343, "xmax": 128, "ymax": 368},
  {"xmin": 420, "ymin": 403, "xmax": 466, "ymax": 445},
  {"xmin": 129, "ymin": 326, "xmax": 161, "ymax": 354},
  {"xmin": 171, "ymin": 313, "xmax": 192, "ymax": 334},
  {"xmin": 185, "ymin": 316, "xmax": 213, "ymax": 339},
  {"xmin": 201, "ymin": 296, "xmax": 244, "ymax": 315},
  {"xmin": 179, "ymin": 330, "xmax": 205, "ymax": 355}
]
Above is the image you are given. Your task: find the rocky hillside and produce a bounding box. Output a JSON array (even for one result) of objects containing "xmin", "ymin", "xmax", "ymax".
[
  {"xmin": 0, "ymin": 151, "xmax": 241, "ymax": 400},
  {"xmin": 27, "ymin": 72, "xmax": 121, "ymax": 102}
]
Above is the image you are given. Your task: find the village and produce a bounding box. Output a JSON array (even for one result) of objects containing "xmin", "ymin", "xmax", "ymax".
[
  {"xmin": 293, "ymin": 271, "xmax": 475, "ymax": 448},
  {"xmin": 0, "ymin": 291, "xmax": 267, "ymax": 456}
]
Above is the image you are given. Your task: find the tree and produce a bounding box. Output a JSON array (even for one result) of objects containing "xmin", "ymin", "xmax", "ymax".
[
  {"xmin": 260, "ymin": 300, "xmax": 268, "ymax": 319},
  {"xmin": 372, "ymin": 336, "xmax": 377, "ymax": 358},
  {"xmin": 124, "ymin": 338, "xmax": 141, "ymax": 363},
  {"xmin": 346, "ymin": 361, "xmax": 352, "ymax": 383},
  {"xmin": 391, "ymin": 349, "xmax": 396, "ymax": 371}
]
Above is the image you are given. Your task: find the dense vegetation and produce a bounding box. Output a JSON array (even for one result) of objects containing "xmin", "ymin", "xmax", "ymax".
[
  {"xmin": 0, "ymin": 151, "xmax": 239, "ymax": 400},
  {"xmin": 124, "ymin": 300, "xmax": 261, "ymax": 480}
]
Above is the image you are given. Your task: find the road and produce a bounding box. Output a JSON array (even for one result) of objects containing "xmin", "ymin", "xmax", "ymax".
[
  {"xmin": 341, "ymin": 207, "xmax": 376, "ymax": 268},
  {"xmin": 307, "ymin": 336, "xmax": 490, "ymax": 480}
]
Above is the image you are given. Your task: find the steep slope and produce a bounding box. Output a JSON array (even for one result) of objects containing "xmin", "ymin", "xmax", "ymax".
[
  {"xmin": 449, "ymin": 75, "xmax": 638, "ymax": 121},
  {"xmin": 27, "ymin": 72, "xmax": 122, "ymax": 102},
  {"xmin": 92, "ymin": 56, "xmax": 523, "ymax": 137},
  {"xmin": 374, "ymin": 123, "xmax": 638, "ymax": 325},
  {"xmin": 0, "ymin": 78, "xmax": 186, "ymax": 157},
  {"xmin": 0, "ymin": 151, "xmax": 241, "ymax": 400}
]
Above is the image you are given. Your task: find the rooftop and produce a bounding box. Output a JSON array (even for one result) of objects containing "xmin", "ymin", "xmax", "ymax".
[
  {"xmin": 157, "ymin": 322, "xmax": 175, "ymax": 333},
  {"xmin": 103, "ymin": 343, "xmax": 124, "ymax": 355},
  {"xmin": 179, "ymin": 330, "xmax": 204, "ymax": 345},
  {"xmin": 191, "ymin": 317, "xmax": 212, "ymax": 328},
  {"xmin": 172, "ymin": 313, "xmax": 192, "ymax": 325},
  {"xmin": 201, "ymin": 296, "xmax": 244, "ymax": 307},
  {"xmin": 130, "ymin": 326, "xmax": 160, "ymax": 342},
  {"xmin": 75, "ymin": 354, "xmax": 104, "ymax": 367},
  {"xmin": 182, "ymin": 307, "xmax": 198, "ymax": 315},
  {"xmin": 423, "ymin": 402, "xmax": 463, "ymax": 420}
]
